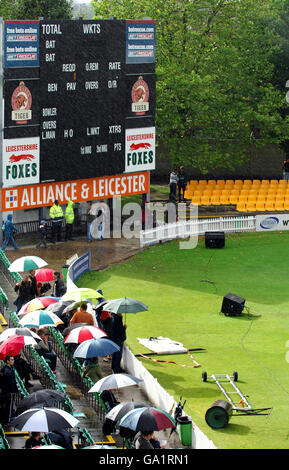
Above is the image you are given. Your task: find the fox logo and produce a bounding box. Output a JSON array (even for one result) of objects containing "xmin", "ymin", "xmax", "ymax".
[
  {"xmin": 9, "ymin": 154, "xmax": 35, "ymax": 163},
  {"xmin": 129, "ymin": 142, "xmax": 151, "ymax": 151}
]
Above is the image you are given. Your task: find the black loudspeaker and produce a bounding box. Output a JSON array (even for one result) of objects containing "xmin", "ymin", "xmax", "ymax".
[
  {"xmin": 205, "ymin": 231, "xmax": 225, "ymax": 248},
  {"xmin": 221, "ymin": 293, "xmax": 245, "ymax": 316}
]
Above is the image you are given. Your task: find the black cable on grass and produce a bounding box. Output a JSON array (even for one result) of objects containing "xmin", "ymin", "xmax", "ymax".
[{"xmin": 200, "ymin": 254, "xmax": 218, "ymax": 295}]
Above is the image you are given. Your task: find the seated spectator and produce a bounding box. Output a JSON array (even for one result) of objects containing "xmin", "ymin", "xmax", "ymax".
[
  {"xmin": 48, "ymin": 428, "xmax": 73, "ymax": 449},
  {"xmin": 14, "ymin": 354, "xmax": 33, "ymax": 388},
  {"xmin": 0, "ymin": 355, "xmax": 18, "ymax": 423},
  {"xmin": 25, "ymin": 432, "xmax": 44, "ymax": 449},
  {"xmin": 34, "ymin": 328, "xmax": 57, "ymax": 373},
  {"xmin": 100, "ymin": 389, "xmax": 119, "ymax": 412},
  {"xmin": 70, "ymin": 303, "xmax": 94, "ymax": 326},
  {"xmin": 81, "ymin": 357, "xmax": 103, "ymax": 383},
  {"xmin": 14, "ymin": 275, "xmax": 34, "ymax": 313},
  {"xmin": 133, "ymin": 430, "xmax": 165, "ymax": 449}
]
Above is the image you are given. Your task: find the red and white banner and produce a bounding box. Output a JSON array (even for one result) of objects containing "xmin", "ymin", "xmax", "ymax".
[
  {"xmin": 2, "ymin": 137, "xmax": 40, "ymax": 188},
  {"xmin": 1, "ymin": 171, "xmax": 149, "ymax": 211},
  {"xmin": 125, "ymin": 127, "xmax": 155, "ymax": 173}
]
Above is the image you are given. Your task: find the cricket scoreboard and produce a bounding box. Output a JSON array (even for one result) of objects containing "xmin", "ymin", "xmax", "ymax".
[{"xmin": 1, "ymin": 19, "xmax": 156, "ymax": 210}]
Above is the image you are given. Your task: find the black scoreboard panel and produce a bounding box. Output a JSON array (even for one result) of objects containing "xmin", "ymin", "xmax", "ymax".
[{"xmin": 39, "ymin": 19, "xmax": 154, "ymax": 183}]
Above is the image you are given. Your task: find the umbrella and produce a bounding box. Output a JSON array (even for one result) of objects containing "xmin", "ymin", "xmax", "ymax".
[
  {"xmin": 46, "ymin": 300, "xmax": 75, "ymax": 317},
  {"xmin": 64, "ymin": 326, "xmax": 107, "ymax": 344},
  {"xmin": 0, "ymin": 334, "xmax": 38, "ymax": 360},
  {"xmin": 10, "ymin": 407, "xmax": 79, "ymax": 432},
  {"xmin": 19, "ymin": 310, "xmax": 63, "ymax": 328},
  {"xmin": 62, "ymin": 323, "xmax": 88, "ymax": 337},
  {"xmin": 8, "ymin": 256, "xmax": 48, "ymax": 273},
  {"xmin": 33, "ymin": 445, "xmax": 64, "ymax": 449},
  {"xmin": 89, "ymin": 373, "xmax": 142, "ymax": 393},
  {"xmin": 82, "ymin": 445, "xmax": 117, "ymax": 449},
  {"xmin": 35, "ymin": 268, "xmax": 63, "ymax": 282},
  {"xmin": 119, "ymin": 407, "xmax": 176, "ymax": 432},
  {"xmin": 61, "ymin": 288, "xmax": 103, "ymax": 303},
  {"xmin": 18, "ymin": 297, "xmax": 60, "ymax": 316},
  {"xmin": 105, "ymin": 297, "xmax": 148, "ymax": 322},
  {"xmin": 106, "ymin": 401, "xmax": 150, "ymax": 423},
  {"xmin": 16, "ymin": 389, "xmax": 66, "ymax": 415},
  {"xmin": 62, "ymin": 300, "xmax": 92, "ymax": 314},
  {"xmin": 93, "ymin": 300, "xmax": 110, "ymax": 312},
  {"xmin": 0, "ymin": 328, "xmax": 41, "ymax": 343},
  {"xmin": 73, "ymin": 338, "xmax": 120, "ymax": 359}
]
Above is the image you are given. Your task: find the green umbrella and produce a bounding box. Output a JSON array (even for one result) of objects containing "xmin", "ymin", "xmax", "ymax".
[
  {"xmin": 8, "ymin": 256, "xmax": 47, "ymax": 272},
  {"xmin": 104, "ymin": 297, "xmax": 148, "ymax": 322},
  {"xmin": 61, "ymin": 288, "xmax": 103, "ymax": 303}
]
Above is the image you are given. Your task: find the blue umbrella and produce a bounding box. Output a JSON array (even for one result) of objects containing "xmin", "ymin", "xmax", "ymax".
[{"xmin": 73, "ymin": 338, "xmax": 120, "ymax": 358}]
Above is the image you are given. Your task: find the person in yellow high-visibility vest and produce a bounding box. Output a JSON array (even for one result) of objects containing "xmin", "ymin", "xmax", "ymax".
[
  {"xmin": 64, "ymin": 200, "xmax": 75, "ymax": 241},
  {"xmin": 49, "ymin": 200, "xmax": 64, "ymax": 243}
]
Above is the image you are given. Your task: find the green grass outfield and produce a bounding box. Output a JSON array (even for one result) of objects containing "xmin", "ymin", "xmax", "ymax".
[{"xmin": 77, "ymin": 231, "xmax": 289, "ymax": 449}]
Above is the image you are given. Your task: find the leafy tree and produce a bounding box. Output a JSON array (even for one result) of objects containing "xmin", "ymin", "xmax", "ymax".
[
  {"xmin": 0, "ymin": 0, "xmax": 18, "ymax": 19},
  {"xmin": 92, "ymin": 0, "xmax": 289, "ymax": 172},
  {"xmin": 15, "ymin": 0, "xmax": 73, "ymax": 20}
]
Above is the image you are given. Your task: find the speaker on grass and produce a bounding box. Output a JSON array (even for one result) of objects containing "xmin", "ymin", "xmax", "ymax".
[
  {"xmin": 205, "ymin": 231, "xmax": 225, "ymax": 249},
  {"xmin": 221, "ymin": 293, "xmax": 245, "ymax": 316}
]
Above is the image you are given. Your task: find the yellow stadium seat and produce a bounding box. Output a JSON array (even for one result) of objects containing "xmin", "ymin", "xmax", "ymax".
[
  {"xmin": 236, "ymin": 202, "xmax": 247, "ymax": 212},
  {"xmin": 266, "ymin": 194, "xmax": 276, "ymax": 202},
  {"xmin": 211, "ymin": 195, "xmax": 220, "ymax": 205},
  {"xmin": 275, "ymin": 201, "xmax": 284, "ymax": 211},
  {"xmin": 216, "ymin": 179, "xmax": 225, "ymax": 186},
  {"xmin": 284, "ymin": 200, "xmax": 289, "ymax": 210},
  {"xmin": 238, "ymin": 195, "xmax": 248, "ymax": 203},
  {"xmin": 246, "ymin": 202, "xmax": 256, "ymax": 211},
  {"xmin": 203, "ymin": 190, "xmax": 212, "ymax": 197},
  {"xmin": 278, "ymin": 179, "xmax": 287, "ymax": 186},
  {"xmin": 220, "ymin": 194, "xmax": 230, "ymax": 204},
  {"xmin": 261, "ymin": 180, "xmax": 270, "ymax": 185},
  {"xmin": 208, "ymin": 180, "xmax": 216, "ymax": 186},
  {"xmin": 226, "ymin": 180, "xmax": 234, "ymax": 185},
  {"xmin": 189, "ymin": 181, "xmax": 198, "ymax": 188},
  {"xmin": 212, "ymin": 189, "xmax": 221, "ymax": 197},
  {"xmin": 252, "ymin": 179, "xmax": 261, "ymax": 185},
  {"xmin": 235, "ymin": 180, "xmax": 243, "ymax": 185},
  {"xmin": 240, "ymin": 189, "xmax": 249, "ymax": 196},
  {"xmin": 243, "ymin": 179, "xmax": 252, "ymax": 185},
  {"xmin": 200, "ymin": 196, "xmax": 211, "ymax": 205},
  {"xmin": 256, "ymin": 202, "xmax": 265, "ymax": 212},
  {"xmin": 270, "ymin": 179, "xmax": 278, "ymax": 185},
  {"xmin": 191, "ymin": 196, "xmax": 201, "ymax": 205},
  {"xmin": 193, "ymin": 190, "xmax": 203, "ymax": 197},
  {"xmin": 265, "ymin": 201, "xmax": 275, "ymax": 211},
  {"xmin": 184, "ymin": 190, "xmax": 192, "ymax": 199},
  {"xmin": 229, "ymin": 195, "xmax": 239, "ymax": 204},
  {"xmin": 247, "ymin": 194, "xmax": 257, "ymax": 203}
]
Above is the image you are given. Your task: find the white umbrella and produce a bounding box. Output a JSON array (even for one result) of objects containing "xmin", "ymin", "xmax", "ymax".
[
  {"xmin": 8, "ymin": 256, "xmax": 48, "ymax": 272},
  {"xmin": 64, "ymin": 325, "xmax": 107, "ymax": 344},
  {"xmin": 0, "ymin": 328, "xmax": 41, "ymax": 343},
  {"xmin": 33, "ymin": 445, "xmax": 64, "ymax": 449},
  {"xmin": 19, "ymin": 310, "xmax": 63, "ymax": 328},
  {"xmin": 10, "ymin": 407, "xmax": 79, "ymax": 432},
  {"xmin": 89, "ymin": 373, "xmax": 143, "ymax": 393}
]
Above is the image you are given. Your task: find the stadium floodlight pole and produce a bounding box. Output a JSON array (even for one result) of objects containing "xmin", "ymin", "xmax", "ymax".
[{"xmin": 0, "ymin": 18, "xmax": 3, "ymax": 245}]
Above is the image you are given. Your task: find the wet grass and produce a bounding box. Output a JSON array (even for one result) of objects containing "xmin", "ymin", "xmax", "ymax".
[{"xmin": 78, "ymin": 231, "xmax": 289, "ymax": 449}]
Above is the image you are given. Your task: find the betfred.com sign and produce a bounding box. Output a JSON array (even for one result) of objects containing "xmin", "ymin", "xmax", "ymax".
[
  {"xmin": 125, "ymin": 127, "xmax": 155, "ymax": 173},
  {"xmin": 1, "ymin": 171, "xmax": 149, "ymax": 211},
  {"xmin": 3, "ymin": 137, "xmax": 40, "ymax": 188}
]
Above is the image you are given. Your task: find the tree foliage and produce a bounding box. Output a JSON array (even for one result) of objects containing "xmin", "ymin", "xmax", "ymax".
[
  {"xmin": 92, "ymin": 0, "xmax": 289, "ymax": 171},
  {"xmin": 14, "ymin": 0, "xmax": 73, "ymax": 20}
]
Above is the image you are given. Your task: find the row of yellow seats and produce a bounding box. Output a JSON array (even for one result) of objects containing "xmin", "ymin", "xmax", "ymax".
[
  {"xmin": 187, "ymin": 179, "xmax": 288, "ymax": 187},
  {"xmin": 191, "ymin": 194, "xmax": 289, "ymax": 205},
  {"xmin": 236, "ymin": 200, "xmax": 289, "ymax": 212}
]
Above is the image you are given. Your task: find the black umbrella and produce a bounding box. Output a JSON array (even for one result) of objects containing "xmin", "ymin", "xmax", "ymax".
[
  {"xmin": 62, "ymin": 323, "xmax": 88, "ymax": 337},
  {"xmin": 46, "ymin": 300, "xmax": 74, "ymax": 317},
  {"xmin": 16, "ymin": 389, "xmax": 66, "ymax": 416}
]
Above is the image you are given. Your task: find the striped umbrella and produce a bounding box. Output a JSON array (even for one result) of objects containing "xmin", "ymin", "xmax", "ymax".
[
  {"xmin": 18, "ymin": 297, "xmax": 60, "ymax": 316},
  {"xmin": 19, "ymin": 310, "xmax": 63, "ymax": 328},
  {"xmin": 8, "ymin": 256, "xmax": 48, "ymax": 273},
  {"xmin": 89, "ymin": 373, "xmax": 142, "ymax": 393},
  {"xmin": 64, "ymin": 325, "xmax": 107, "ymax": 344},
  {"xmin": 0, "ymin": 334, "xmax": 38, "ymax": 360},
  {"xmin": 119, "ymin": 407, "xmax": 176, "ymax": 432},
  {"xmin": 10, "ymin": 407, "xmax": 79, "ymax": 432}
]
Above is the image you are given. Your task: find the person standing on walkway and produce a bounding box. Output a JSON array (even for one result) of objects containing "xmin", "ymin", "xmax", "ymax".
[
  {"xmin": 177, "ymin": 165, "xmax": 187, "ymax": 202},
  {"xmin": 34, "ymin": 329, "xmax": 57, "ymax": 372},
  {"xmin": 283, "ymin": 157, "xmax": 289, "ymax": 180},
  {"xmin": 14, "ymin": 275, "xmax": 34, "ymax": 313},
  {"xmin": 110, "ymin": 313, "xmax": 127, "ymax": 373},
  {"xmin": 1, "ymin": 214, "xmax": 19, "ymax": 251},
  {"xmin": 87, "ymin": 201, "xmax": 96, "ymax": 243},
  {"xmin": 64, "ymin": 200, "xmax": 75, "ymax": 241},
  {"xmin": 36, "ymin": 220, "xmax": 48, "ymax": 249},
  {"xmin": 29, "ymin": 269, "xmax": 38, "ymax": 299},
  {"xmin": 169, "ymin": 168, "xmax": 178, "ymax": 201},
  {"xmin": 49, "ymin": 200, "xmax": 64, "ymax": 243},
  {"xmin": 53, "ymin": 271, "xmax": 66, "ymax": 297}
]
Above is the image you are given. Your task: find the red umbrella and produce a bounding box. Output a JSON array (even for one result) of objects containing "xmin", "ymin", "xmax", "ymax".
[
  {"xmin": 0, "ymin": 334, "xmax": 37, "ymax": 360},
  {"xmin": 64, "ymin": 325, "xmax": 107, "ymax": 344},
  {"xmin": 35, "ymin": 269, "xmax": 62, "ymax": 282}
]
